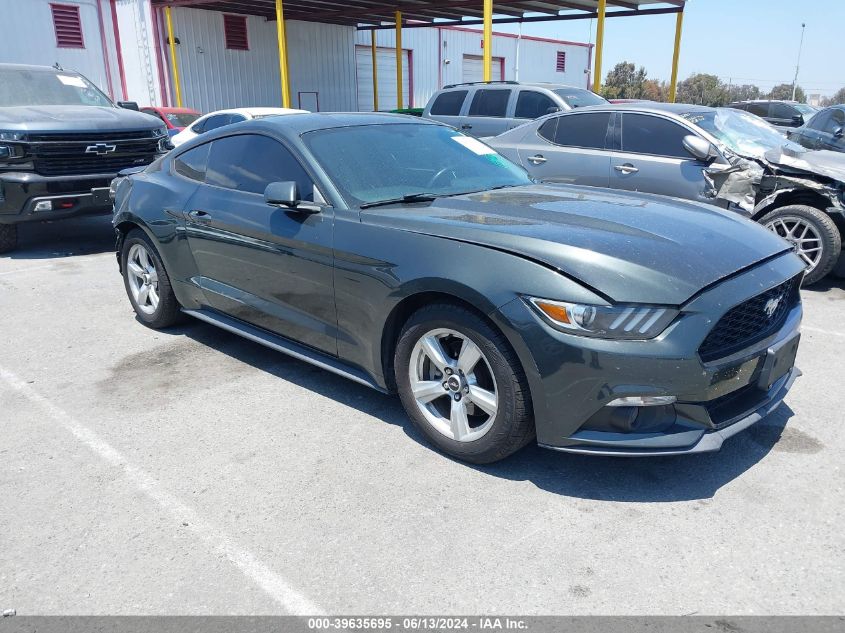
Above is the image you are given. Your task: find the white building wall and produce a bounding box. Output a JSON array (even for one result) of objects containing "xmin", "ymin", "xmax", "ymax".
[
  {"xmin": 165, "ymin": 6, "xmax": 356, "ymax": 113},
  {"xmin": 354, "ymin": 26, "xmax": 592, "ymax": 110},
  {"xmin": 114, "ymin": 0, "xmax": 163, "ymax": 107},
  {"xmin": 1, "ymin": 0, "xmax": 122, "ymax": 100}
]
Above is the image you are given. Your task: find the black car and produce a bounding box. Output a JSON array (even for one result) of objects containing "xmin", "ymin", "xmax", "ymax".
[
  {"xmin": 113, "ymin": 113, "xmax": 803, "ymax": 463},
  {"xmin": 0, "ymin": 64, "xmax": 170, "ymax": 253},
  {"xmin": 727, "ymin": 100, "xmax": 818, "ymax": 132},
  {"xmin": 788, "ymin": 105, "xmax": 845, "ymax": 153}
]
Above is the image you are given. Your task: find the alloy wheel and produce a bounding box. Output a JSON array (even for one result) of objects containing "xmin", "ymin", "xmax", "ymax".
[
  {"xmin": 408, "ymin": 328, "xmax": 498, "ymax": 442},
  {"xmin": 765, "ymin": 216, "xmax": 823, "ymax": 271},
  {"xmin": 126, "ymin": 243, "xmax": 160, "ymax": 315}
]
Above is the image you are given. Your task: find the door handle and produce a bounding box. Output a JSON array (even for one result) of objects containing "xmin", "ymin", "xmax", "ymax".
[
  {"xmin": 461, "ymin": 124, "xmax": 473, "ymax": 130},
  {"xmin": 528, "ymin": 154, "xmax": 547, "ymax": 165},
  {"xmin": 187, "ymin": 209, "xmax": 211, "ymax": 222},
  {"xmin": 614, "ymin": 163, "xmax": 639, "ymax": 174}
]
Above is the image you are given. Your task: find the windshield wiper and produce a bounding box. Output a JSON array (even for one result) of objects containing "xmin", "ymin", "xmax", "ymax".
[{"xmin": 359, "ymin": 193, "xmax": 439, "ymax": 209}]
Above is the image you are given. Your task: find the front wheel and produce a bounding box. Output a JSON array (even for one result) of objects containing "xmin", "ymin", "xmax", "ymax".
[
  {"xmin": 0, "ymin": 223, "xmax": 18, "ymax": 254},
  {"xmin": 761, "ymin": 205, "xmax": 841, "ymax": 286},
  {"xmin": 394, "ymin": 304, "xmax": 534, "ymax": 464}
]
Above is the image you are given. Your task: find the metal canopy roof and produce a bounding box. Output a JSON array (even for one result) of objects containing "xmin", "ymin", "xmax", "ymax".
[{"xmin": 153, "ymin": 0, "xmax": 685, "ymax": 27}]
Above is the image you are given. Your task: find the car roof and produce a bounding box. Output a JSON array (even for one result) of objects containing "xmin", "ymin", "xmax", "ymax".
[
  {"xmin": 440, "ymin": 81, "xmax": 590, "ymax": 91},
  {"xmin": 556, "ymin": 102, "xmax": 714, "ymax": 116},
  {"xmin": 200, "ymin": 107, "xmax": 308, "ymax": 118},
  {"xmin": 259, "ymin": 111, "xmax": 439, "ymax": 133},
  {"xmin": 147, "ymin": 106, "xmax": 199, "ymax": 114}
]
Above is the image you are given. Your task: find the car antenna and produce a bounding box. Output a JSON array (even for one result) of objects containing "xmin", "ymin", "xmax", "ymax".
[{"xmin": 53, "ymin": 62, "xmax": 64, "ymax": 71}]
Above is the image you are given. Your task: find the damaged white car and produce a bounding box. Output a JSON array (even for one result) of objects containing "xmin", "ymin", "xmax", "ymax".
[{"xmin": 489, "ymin": 103, "xmax": 845, "ymax": 284}]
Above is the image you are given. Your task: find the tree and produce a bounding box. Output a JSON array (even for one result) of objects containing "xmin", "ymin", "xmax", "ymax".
[
  {"xmin": 725, "ymin": 83, "xmax": 760, "ymax": 103},
  {"xmin": 821, "ymin": 87, "xmax": 845, "ymax": 106},
  {"xmin": 601, "ymin": 61, "xmax": 648, "ymax": 100},
  {"xmin": 767, "ymin": 82, "xmax": 806, "ymax": 103},
  {"xmin": 641, "ymin": 79, "xmax": 668, "ymax": 102},
  {"xmin": 676, "ymin": 73, "xmax": 728, "ymax": 106}
]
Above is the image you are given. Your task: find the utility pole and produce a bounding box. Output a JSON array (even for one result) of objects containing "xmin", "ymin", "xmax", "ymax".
[{"xmin": 792, "ymin": 22, "xmax": 805, "ymax": 101}]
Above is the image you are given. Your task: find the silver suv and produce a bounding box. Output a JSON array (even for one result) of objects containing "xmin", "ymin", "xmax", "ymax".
[{"xmin": 422, "ymin": 81, "xmax": 607, "ymax": 137}]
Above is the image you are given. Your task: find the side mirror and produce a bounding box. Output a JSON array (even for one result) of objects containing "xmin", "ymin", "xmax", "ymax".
[
  {"xmin": 264, "ymin": 181, "xmax": 320, "ymax": 214},
  {"xmin": 682, "ymin": 135, "xmax": 717, "ymax": 162},
  {"xmin": 118, "ymin": 101, "xmax": 140, "ymax": 111},
  {"xmin": 546, "ymin": 106, "xmax": 561, "ymax": 115},
  {"xmin": 791, "ymin": 114, "xmax": 804, "ymax": 126},
  {"xmin": 834, "ymin": 127, "xmax": 844, "ymax": 139}
]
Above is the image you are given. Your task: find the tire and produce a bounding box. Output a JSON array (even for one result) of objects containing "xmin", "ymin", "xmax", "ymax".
[
  {"xmin": 760, "ymin": 205, "xmax": 841, "ymax": 286},
  {"xmin": 394, "ymin": 303, "xmax": 534, "ymax": 464},
  {"xmin": 121, "ymin": 228, "xmax": 183, "ymax": 328},
  {"xmin": 0, "ymin": 223, "xmax": 18, "ymax": 254}
]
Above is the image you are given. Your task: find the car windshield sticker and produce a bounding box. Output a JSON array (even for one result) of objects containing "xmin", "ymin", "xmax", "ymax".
[
  {"xmin": 451, "ymin": 135, "xmax": 496, "ymax": 155},
  {"xmin": 57, "ymin": 74, "xmax": 87, "ymax": 88}
]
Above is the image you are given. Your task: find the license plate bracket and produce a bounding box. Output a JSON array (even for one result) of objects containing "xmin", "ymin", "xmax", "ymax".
[
  {"xmin": 757, "ymin": 332, "xmax": 800, "ymax": 391},
  {"xmin": 91, "ymin": 187, "xmax": 111, "ymax": 206}
]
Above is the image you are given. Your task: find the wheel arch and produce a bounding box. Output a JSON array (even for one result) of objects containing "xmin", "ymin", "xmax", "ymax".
[{"xmin": 751, "ymin": 188, "xmax": 840, "ymax": 223}]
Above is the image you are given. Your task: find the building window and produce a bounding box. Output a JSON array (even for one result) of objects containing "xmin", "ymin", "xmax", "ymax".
[
  {"xmin": 223, "ymin": 14, "xmax": 249, "ymax": 50},
  {"xmin": 556, "ymin": 51, "xmax": 566, "ymax": 72},
  {"xmin": 51, "ymin": 3, "xmax": 85, "ymax": 49}
]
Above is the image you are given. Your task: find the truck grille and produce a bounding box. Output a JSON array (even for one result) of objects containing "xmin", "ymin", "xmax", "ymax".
[
  {"xmin": 698, "ymin": 275, "xmax": 801, "ymax": 363},
  {"xmin": 28, "ymin": 133, "xmax": 162, "ymax": 177}
]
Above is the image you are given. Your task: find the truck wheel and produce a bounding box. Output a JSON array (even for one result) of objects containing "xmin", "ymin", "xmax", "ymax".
[
  {"xmin": 0, "ymin": 224, "xmax": 18, "ymax": 254},
  {"xmin": 761, "ymin": 205, "xmax": 841, "ymax": 286},
  {"xmin": 121, "ymin": 229, "xmax": 183, "ymax": 328}
]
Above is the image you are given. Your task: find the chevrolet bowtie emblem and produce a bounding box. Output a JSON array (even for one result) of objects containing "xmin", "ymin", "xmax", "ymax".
[{"xmin": 85, "ymin": 143, "xmax": 117, "ymax": 156}]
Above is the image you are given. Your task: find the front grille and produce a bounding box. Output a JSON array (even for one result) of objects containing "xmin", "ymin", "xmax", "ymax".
[
  {"xmin": 28, "ymin": 134, "xmax": 160, "ymax": 176},
  {"xmin": 27, "ymin": 130, "xmax": 158, "ymax": 142},
  {"xmin": 699, "ymin": 275, "xmax": 801, "ymax": 362}
]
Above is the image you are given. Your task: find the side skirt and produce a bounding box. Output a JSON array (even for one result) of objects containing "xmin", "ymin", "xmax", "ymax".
[{"xmin": 182, "ymin": 308, "xmax": 388, "ymax": 394}]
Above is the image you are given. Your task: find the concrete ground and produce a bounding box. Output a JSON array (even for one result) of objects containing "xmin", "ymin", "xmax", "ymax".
[{"xmin": 1, "ymin": 215, "xmax": 843, "ymax": 615}]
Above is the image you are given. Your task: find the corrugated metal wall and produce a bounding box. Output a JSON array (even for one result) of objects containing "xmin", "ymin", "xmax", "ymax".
[
  {"xmin": 1, "ymin": 0, "xmax": 121, "ymax": 100},
  {"xmin": 165, "ymin": 6, "xmax": 356, "ymax": 114},
  {"xmin": 115, "ymin": 0, "xmax": 163, "ymax": 107},
  {"xmin": 353, "ymin": 27, "xmax": 592, "ymax": 110}
]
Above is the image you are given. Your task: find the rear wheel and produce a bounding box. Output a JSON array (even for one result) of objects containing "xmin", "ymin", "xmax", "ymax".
[
  {"xmin": 395, "ymin": 303, "xmax": 534, "ymax": 464},
  {"xmin": 121, "ymin": 229, "xmax": 183, "ymax": 328},
  {"xmin": 0, "ymin": 224, "xmax": 18, "ymax": 254},
  {"xmin": 761, "ymin": 205, "xmax": 841, "ymax": 285}
]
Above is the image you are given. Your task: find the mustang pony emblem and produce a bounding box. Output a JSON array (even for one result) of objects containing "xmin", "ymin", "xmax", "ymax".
[{"xmin": 764, "ymin": 295, "xmax": 783, "ymax": 318}]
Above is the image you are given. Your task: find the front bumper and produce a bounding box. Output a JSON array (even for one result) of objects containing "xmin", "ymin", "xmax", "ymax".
[
  {"xmin": 496, "ymin": 252, "xmax": 806, "ymax": 456},
  {"xmin": 0, "ymin": 171, "xmax": 115, "ymax": 224}
]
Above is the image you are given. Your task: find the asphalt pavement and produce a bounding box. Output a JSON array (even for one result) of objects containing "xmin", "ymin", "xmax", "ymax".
[{"xmin": 1, "ymin": 215, "xmax": 843, "ymax": 615}]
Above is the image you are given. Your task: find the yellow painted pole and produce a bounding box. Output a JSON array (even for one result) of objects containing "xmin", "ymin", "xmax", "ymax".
[
  {"xmin": 275, "ymin": 0, "xmax": 292, "ymax": 108},
  {"xmin": 395, "ymin": 11, "xmax": 403, "ymax": 110},
  {"xmin": 668, "ymin": 9, "xmax": 684, "ymax": 103},
  {"xmin": 371, "ymin": 30, "xmax": 379, "ymax": 111},
  {"xmin": 164, "ymin": 6, "xmax": 183, "ymax": 107},
  {"xmin": 483, "ymin": 0, "xmax": 492, "ymax": 81},
  {"xmin": 592, "ymin": 0, "xmax": 606, "ymax": 93}
]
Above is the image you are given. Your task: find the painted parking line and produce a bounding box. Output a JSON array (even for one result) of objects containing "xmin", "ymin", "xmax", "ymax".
[{"xmin": 0, "ymin": 364, "xmax": 324, "ymax": 616}]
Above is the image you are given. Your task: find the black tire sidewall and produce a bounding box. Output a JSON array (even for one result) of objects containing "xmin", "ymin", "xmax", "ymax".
[
  {"xmin": 761, "ymin": 204, "xmax": 842, "ymax": 285},
  {"xmin": 121, "ymin": 229, "xmax": 180, "ymax": 328},
  {"xmin": 395, "ymin": 305, "xmax": 532, "ymax": 463}
]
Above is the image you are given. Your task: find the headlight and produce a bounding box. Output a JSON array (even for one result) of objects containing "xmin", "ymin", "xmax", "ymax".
[
  {"xmin": 0, "ymin": 131, "xmax": 25, "ymax": 141},
  {"xmin": 527, "ymin": 297, "xmax": 679, "ymax": 340},
  {"xmin": 155, "ymin": 126, "xmax": 167, "ymax": 137}
]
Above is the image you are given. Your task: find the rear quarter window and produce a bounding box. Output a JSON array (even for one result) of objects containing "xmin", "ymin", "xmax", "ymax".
[
  {"xmin": 430, "ymin": 90, "xmax": 468, "ymax": 116},
  {"xmin": 173, "ymin": 143, "xmax": 210, "ymax": 181},
  {"xmin": 468, "ymin": 89, "xmax": 511, "ymax": 117}
]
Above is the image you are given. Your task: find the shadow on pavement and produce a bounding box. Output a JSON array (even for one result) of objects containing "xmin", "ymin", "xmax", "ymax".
[
  {"xmin": 155, "ymin": 317, "xmax": 795, "ymax": 504},
  {"xmin": 2, "ymin": 215, "xmax": 114, "ymax": 261}
]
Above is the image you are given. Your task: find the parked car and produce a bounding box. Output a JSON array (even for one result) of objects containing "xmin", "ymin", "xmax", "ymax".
[
  {"xmin": 727, "ymin": 100, "xmax": 818, "ymax": 133},
  {"xmin": 141, "ymin": 106, "xmax": 202, "ymax": 137},
  {"xmin": 0, "ymin": 63, "xmax": 170, "ymax": 254},
  {"xmin": 422, "ymin": 81, "xmax": 608, "ymax": 137},
  {"xmin": 488, "ymin": 103, "xmax": 845, "ymax": 284},
  {"xmin": 113, "ymin": 113, "xmax": 803, "ymax": 463},
  {"xmin": 788, "ymin": 104, "xmax": 845, "ymax": 153},
  {"xmin": 171, "ymin": 106, "xmax": 308, "ymax": 147}
]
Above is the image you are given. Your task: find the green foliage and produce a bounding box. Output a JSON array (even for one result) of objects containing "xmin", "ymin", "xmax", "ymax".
[
  {"xmin": 601, "ymin": 62, "xmax": 648, "ymax": 100},
  {"xmin": 767, "ymin": 83, "xmax": 806, "ymax": 102},
  {"xmin": 820, "ymin": 88, "xmax": 845, "ymax": 107},
  {"xmin": 676, "ymin": 73, "xmax": 728, "ymax": 106}
]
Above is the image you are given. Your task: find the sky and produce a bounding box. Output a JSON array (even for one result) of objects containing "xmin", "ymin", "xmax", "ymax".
[{"xmin": 474, "ymin": 0, "xmax": 844, "ymax": 97}]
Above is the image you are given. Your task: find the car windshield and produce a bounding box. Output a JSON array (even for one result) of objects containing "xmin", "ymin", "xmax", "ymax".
[
  {"xmin": 794, "ymin": 103, "xmax": 817, "ymax": 116},
  {"xmin": 681, "ymin": 108, "xmax": 803, "ymax": 159},
  {"xmin": 165, "ymin": 112, "xmax": 200, "ymax": 127},
  {"xmin": 553, "ymin": 88, "xmax": 608, "ymax": 108},
  {"xmin": 303, "ymin": 123, "xmax": 531, "ymax": 205},
  {"xmin": 0, "ymin": 68, "xmax": 113, "ymax": 108}
]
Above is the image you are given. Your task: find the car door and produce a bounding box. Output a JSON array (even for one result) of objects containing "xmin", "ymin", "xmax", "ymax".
[
  {"xmin": 424, "ymin": 89, "xmax": 469, "ymax": 130},
  {"xmin": 769, "ymin": 102, "xmax": 803, "ymax": 130},
  {"xmin": 181, "ymin": 133, "xmax": 337, "ymax": 355},
  {"xmin": 516, "ymin": 111, "xmax": 612, "ymax": 187},
  {"xmin": 610, "ymin": 112, "xmax": 711, "ymax": 203},
  {"xmin": 461, "ymin": 88, "xmax": 513, "ymax": 137},
  {"xmin": 815, "ymin": 108, "xmax": 845, "ymax": 152}
]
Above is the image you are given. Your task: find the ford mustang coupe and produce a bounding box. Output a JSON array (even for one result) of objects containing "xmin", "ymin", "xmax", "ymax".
[{"xmin": 112, "ymin": 113, "xmax": 804, "ymax": 463}]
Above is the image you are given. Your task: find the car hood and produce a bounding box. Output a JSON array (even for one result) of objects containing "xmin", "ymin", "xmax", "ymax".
[
  {"xmin": 360, "ymin": 184, "xmax": 792, "ymax": 305},
  {"xmin": 763, "ymin": 146, "xmax": 845, "ymax": 182},
  {"xmin": 0, "ymin": 105, "xmax": 162, "ymax": 132}
]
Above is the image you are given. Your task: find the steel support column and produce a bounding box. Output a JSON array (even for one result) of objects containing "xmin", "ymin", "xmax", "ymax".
[
  {"xmin": 164, "ymin": 6, "xmax": 182, "ymax": 107},
  {"xmin": 371, "ymin": 30, "xmax": 379, "ymax": 111},
  {"xmin": 668, "ymin": 8, "xmax": 684, "ymax": 103},
  {"xmin": 591, "ymin": 0, "xmax": 606, "ymax": 93},
  {"xmin": 395, "ymin": 11, "xmax": 403, "ymax": 109},
  {"xmin": 483, "ymin": 0, "xmax": 492, "ymax": 81},
  {"xmin": 275, "ymin": 0, "xmax": 292, "ymax": 108}
]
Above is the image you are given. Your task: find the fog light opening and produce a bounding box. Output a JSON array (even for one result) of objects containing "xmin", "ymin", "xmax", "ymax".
[
  {"xmin": 607, "ymin": 395, "xmax": 677, "ymax": 407},
  {"xmin": 33, "ymin": 200, "xmax": 53, "ymax": 212}
]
